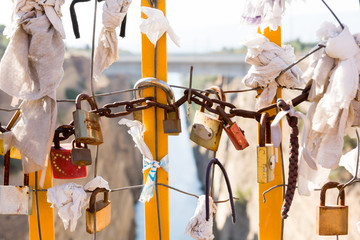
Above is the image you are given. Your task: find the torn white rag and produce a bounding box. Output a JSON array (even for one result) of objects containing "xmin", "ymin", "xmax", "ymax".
[
  {"xmin": 47, "ymin": 183, "xmax": 87, "ymax": 232},
  {"xmin": 185, "ymin": 195, "xmax": 216, "ymax": 240},
  {"xmin": 242, "ymin": 34, "xmax": 303, "ymax": 109},
  {"xmin": 84, "ymin": 176, "xmax": 111, "ymax": 192},
  {"xmin": 140, "ymin": 7, "xmax": 180, "ymax": 47},
  {"xmin": 0, "ymin": 0, "xmax": 65, "ymax": 173},
  {"xmin": 241, "ymin": 0, "xmax": 289, "ymax": 32},
  {"xmin": 270, "ymin": 104, "xmax": 316, "ymax": 170},
  {"xmin": 339, "ymin": 147, "xmax": 359, "ymax": 177},
  {"xmin": 118, "ymin": 118, "xmax": 169, "ymax": 203},
  {"xmin": 93, "ymin": 0, "xmax": 131, "ymax": 80}
]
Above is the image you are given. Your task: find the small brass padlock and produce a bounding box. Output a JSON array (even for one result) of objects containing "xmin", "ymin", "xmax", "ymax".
[
  {"xmin": 71, "ymin": 140, "xmax": 92, "ymax": 166},
  {"xmin": 190, "ymin": 86, "xmax": 225, "ymax": 152},
  {"xmin": 73, "ymin": 93, "xmax": 103, "ymax": 145},
  {"xmin": 216, "ymin": 105, "xmax": 249, "ymax": 150},
  {"xmin": 163, "ymin": 107, "xmax": 181, "ymax": 135},
  {"xmin": 0, "ymin": 151, "xmax": 32, "ymax": 215},
  {"xmin": 316, "ymin": 182, "xmax": 348, "ymax": 236},
  {"xmin": 86, "ymin": 188, "xmax": 111, "ymax": 234},
  {"xmin": 133, "ymin": 77, "xmax": 176, "ymax": 123},
  {"xmin": 257, "ymin": 112, "xmax": 275, "ymax": 184}
]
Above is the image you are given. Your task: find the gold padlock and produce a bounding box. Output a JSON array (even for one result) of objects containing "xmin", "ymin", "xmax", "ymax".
[
  {"xmin": 257, "ymin": 112, "xmax": 275, "ymax": 184},
  {"xmin": 317, "ymin": 182, "xmax": 348, "ymax": 236},
  {"xmin": 73, "ymin": 93, "xmax": 103, "ymax": 145},
  {"xmin": 133, "ymin": 77, "xmax": 181, "ymax": 134},
  {"xmin": 190, "ymin": 86, "xmax": 225, "ymax": 152},
  {"xmin": 86, "ymin": 188, "xmax": 111, "ymax": 234}
]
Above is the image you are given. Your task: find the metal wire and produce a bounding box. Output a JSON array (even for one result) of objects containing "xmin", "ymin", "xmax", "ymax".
[
  {"xmin": 90, "ymin": 0, "xmax": 99, "ymax": 110},
  {"xmin": 321, "ymin": 0, "xmax": 344, "ymax": 29},
  {"xmin": 35, "ymin": 171, "xmax": 42, "ymax": 240}
]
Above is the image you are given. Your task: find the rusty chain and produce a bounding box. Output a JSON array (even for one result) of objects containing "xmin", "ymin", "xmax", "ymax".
[{"xmin": 53, "ymin": 84, "xmax": 311, "ymax": 143}]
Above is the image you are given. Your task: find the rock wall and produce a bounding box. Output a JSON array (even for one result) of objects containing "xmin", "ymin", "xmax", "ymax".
[
  {"xmin": 0, "ymin": 52, "xmax": 143, "ymax": 240},
  {"xmin": 192, "ymin": 77, "xmax": 360, "ymax": 240}
]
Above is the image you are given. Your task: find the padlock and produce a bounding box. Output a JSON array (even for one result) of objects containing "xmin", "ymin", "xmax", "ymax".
[
  {"xmin": 257, "ymin": 112, "xmax": 275, "ymax": 184},
  {"xmin": 216, "ymin": 105, "xmax": 249, "ymax": 150},
  {"xmin": 0, "ymin": 150, "xmax": 32, "ymax": 215},
  {"xmin": 73, "ymin": 93, "xmax": 103, "ymax": 145},
  {"xmin": 316, "ymin": 181, "xmax": 348, "ymax": 236},
  {"xmin": 134, "ymin": 77, "xmax": 181, "ymax": 135},
  {"xmin": 71, "ymin": 140, "xmax": 92, "ymax": 166},
  {"xmin": 163, "ymin": 107, "xmax": 181, "ymax": 135},
  {"xmin": 190, "ymin": 86, "xmax": 225, "ymax": 152},
  {"xmin": 50, "ymin": 135, "xmax": 87, "ymax": 179},
  {"xmin": 86, "ymin": 188, "xmax": 111, "ymax": 234}
]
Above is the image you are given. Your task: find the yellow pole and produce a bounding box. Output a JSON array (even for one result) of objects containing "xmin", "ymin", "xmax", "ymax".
[
  {"xmin": 258, "ymin": 27, "xmax": 283, "ymax": 240},
  {"xmin": 141, "ymin": 0, "xmax": 169, "ymax": 240},
  {"xmin": 29, "ymin": 160, "xmax": 55, "ymax": 240}
]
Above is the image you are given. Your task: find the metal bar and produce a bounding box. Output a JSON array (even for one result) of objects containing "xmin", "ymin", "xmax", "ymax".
[{"xmin": 258, "ymin": 27, "xmax": 284, "ymax": 240}]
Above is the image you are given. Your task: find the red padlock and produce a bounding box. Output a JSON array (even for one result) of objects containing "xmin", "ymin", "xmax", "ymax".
[
  {"xmin": 50, "ymin": 133, "xmax": 87, "ymax": 179},
  {"xmin": 216, "ymin": 105, "xmax": 249, "ymax": 150}
]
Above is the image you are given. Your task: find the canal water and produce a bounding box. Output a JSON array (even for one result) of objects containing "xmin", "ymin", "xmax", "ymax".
[{"xmin": 135, "ymin": 72, "xmax": 203, "ymax": 239}]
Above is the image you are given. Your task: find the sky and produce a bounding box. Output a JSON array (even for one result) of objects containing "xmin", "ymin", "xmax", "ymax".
[{"xmin": 0, "ymin": 0, "xmax": 359, "ymax": 53}]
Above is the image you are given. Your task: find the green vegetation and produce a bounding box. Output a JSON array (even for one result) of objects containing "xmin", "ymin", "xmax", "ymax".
[
  {"xmin": 284, "ymin": 38, "xmax": 317, "ymax": 54},
  {"xmin": 65, "ymin": 88, "xmax": 81, "ymax": 100},
  {"xmin": 0, "ymin": 24, "xmax": 9, "ymax": 59}
]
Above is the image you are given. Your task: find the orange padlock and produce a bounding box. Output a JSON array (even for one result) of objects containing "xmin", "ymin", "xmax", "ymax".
[{"xmin": 216, "ymin": 105, "xmax": 249, "ymax": 150}]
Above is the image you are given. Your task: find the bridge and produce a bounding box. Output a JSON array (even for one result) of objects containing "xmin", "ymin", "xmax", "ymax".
[{"xmin": 104, "ymin": 54, "xmax": 250, "ymax": 79}]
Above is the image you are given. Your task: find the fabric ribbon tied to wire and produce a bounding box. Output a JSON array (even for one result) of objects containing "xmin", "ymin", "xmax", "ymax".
[
  {"xmin": 94, "ymin": 0, "xmax": 132, "ymax": 80},
  {"xmin": 141, "ymin": 156, "xmax": 169, "ymax": 203},
  {"xmin": 0, "ymin": 0, "xmax": 65, "ymax": 175},
  {"xmin": 242, "ymin": 34, "xmax": 303, "ymax": 110},
  {"xmin": 140, "ymin": 6, "xmax": 180, "ymax": 47},
  {"xmin": 118, "ymin": 118, "xmax": 168, "ymax": 202}
]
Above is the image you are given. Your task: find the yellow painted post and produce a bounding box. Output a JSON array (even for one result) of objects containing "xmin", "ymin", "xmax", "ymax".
[
  {"xmin": 141, "ymin": 0, "xmax": 169, "ymax": 240},
  {"xmin": 258, "ymin": 27, "xmax": 283, "ymax": 240},
  {"xmin": 29, "ymin": 161, "xmax": 54, "ymax": 240}
]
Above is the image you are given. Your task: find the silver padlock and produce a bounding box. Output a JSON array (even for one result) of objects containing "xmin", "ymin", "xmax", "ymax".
[{"xmin": 71, "ymin": 140, "xmax": 92, "ymax": 166}]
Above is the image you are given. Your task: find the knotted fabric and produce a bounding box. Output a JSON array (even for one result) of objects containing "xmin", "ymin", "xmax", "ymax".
[
  {"xmin": 0, "ymin": 0, "xmax": 65, "ymax": 174},
  {"xmin": 298, "ymin": 23, "xmax": 360, "ymax": 195},
  {"xmin": 185, "ymin": 195, "xmax": 216, "ymax": 240},
  {"xmin": 118, "ymin": 119, "xmax": 169, "ymax": 202},
  {"xmin": 140, "ymin": 7, "xmax": 180, "ymax": 47},
  {"xmin": 242, "ymin": 34, "xmax": 303, "ymax": 110},
  {"xmin": 94, "ymin": 0, "xmax": 131, "ymax": 80}
]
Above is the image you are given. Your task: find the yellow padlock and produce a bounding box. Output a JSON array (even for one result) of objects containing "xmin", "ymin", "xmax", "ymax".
[
  {"xmin": 86, "ymin": 188, "xmax": 111, "ymax": 234},
  {"xmin": 257, "ymin": 112, "xmax": 275, "ymax": 184},
  {"xmin": 316, "ymin": 182, "xmax": 348, "ymax": 236},
  {"xmin": 190, "ymin": 86, "xmax": 225, "ymax": 152},
  {"xmin": 73, "ymin": 93, "xmax": 103, "ymax": 145}
]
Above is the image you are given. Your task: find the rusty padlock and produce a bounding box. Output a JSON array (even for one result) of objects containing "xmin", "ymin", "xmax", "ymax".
[
  {"xmin": 163, "ymin": 106, "xmax": 182, "ymax": 135},
  {"xmin": 134, "ymin": 77, "xmax": 181, "ymax": 135},
  {"xmin": 71, "ymin": 140, "xmax": 92, "ymax": 166},
  {"xmin": 216, "ymin": 105, "xmax": 249, "ymax": 150},
  {"xmin": 190, "ymin": 86, "xmax": 225, "ymax": 152},
  {"xmin": 86, "ymin": 188, "xmax": 111, "ymax": 234},
  {"xmin": 257, "ymin": 112, "xmax": 275, "ymax": 184},
  {"xmin": 50, "ymin": 133, "xmax": 87, "ymax": 179},
  {"xmin": 73, "ymin": 93, "xmax": 103, "ymax": 145},
  {"xmin": 0, "ymin": 151, "xmax": 32, "ymax": 215},
  {"xmin": 316, "ymin": 182, "xmax": 348, "ymax": 236}
]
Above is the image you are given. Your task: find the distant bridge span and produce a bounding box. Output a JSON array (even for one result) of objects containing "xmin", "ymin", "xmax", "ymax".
[{"xmin": 104, "ymin": 54, "xmax": 249, "ymax": 78}]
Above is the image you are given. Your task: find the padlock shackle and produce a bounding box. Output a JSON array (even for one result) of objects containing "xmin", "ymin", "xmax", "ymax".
[
  {"xmin": 134, "ymin": 78, "xmax": 175, "ymax": 105},
  {"xmin": 75, "ymin": 93, "xmax": 97, "ymax": 111},
  {"xmin": 89, "ymin": 188, "xmax": 110, "ymax": 213},
  {"xmin": 72, "ymin": 139, "xmax": 88, "ymax": 149},
  {"xmin": 259, "ymin": 112, "xmax": 269, "ymax": 147},
  {"xmin": 320, "ymin": 181, "xmax": 345, "ymax": 207},
  {"xmin": 205, "ymin": 158, "xmax": 236, "ymax": 224},
  {"xmin": 200, "ymin": 86, "xmax": 226, "ymax": 114}
]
